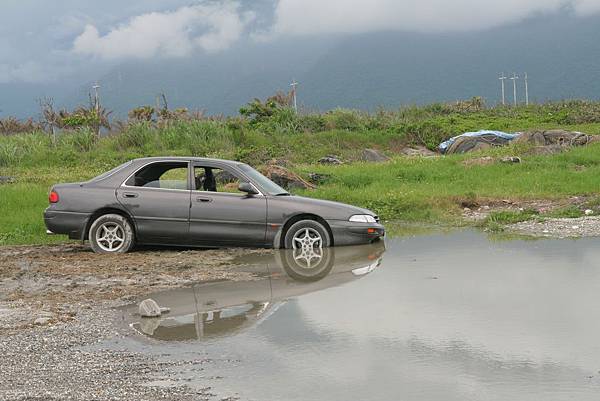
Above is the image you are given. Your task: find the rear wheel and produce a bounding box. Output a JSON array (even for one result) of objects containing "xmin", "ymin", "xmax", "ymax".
[
  {"xmin": 89, "ymin": 214, "xmax": 134, "ymax": 254},
  {"xmin": 284, "ymin": 219, "xmax": 331, "ymax": 250}
]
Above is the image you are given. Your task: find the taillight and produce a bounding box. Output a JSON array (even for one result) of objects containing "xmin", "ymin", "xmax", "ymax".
[{"xmin": 49, "ymin": 190, "xmax": 59, "ymax": 204}]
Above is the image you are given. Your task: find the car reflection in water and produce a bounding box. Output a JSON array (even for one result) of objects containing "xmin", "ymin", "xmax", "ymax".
[{"xmin": 124, "ymin": 242, "xmax": 385, "ymax": 342}]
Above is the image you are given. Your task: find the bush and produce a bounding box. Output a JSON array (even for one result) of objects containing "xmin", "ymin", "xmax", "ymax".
[
  {"xmin": 239, "ymin": 91, "xmax": 293, "ymax": 124},
  {"xmin": 128, "ymin": 106, "xmax": 155, "ymax": 122},
  {"xmin": 58, "ymin": 128, "xmax": 96, "ymax": 152},
  {"xmin": 297, "ymin": 114, "xmax": 327, "ymax": 133},
  {"xmin": 324, "ymin": 109, "xmax": 363, "ymax": 131},
  {"xmin": 115, "ymin": 123, "xmax": 154, "ymax": 150}
]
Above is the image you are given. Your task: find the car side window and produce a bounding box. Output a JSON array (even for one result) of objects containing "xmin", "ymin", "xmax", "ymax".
[
  {"xmin": 193, "ymin": 166, "xmax": 244, "ymax": 195},
  {"xmin": 125, "ymin": 162, "xmax": 189, "ymax": 190}
]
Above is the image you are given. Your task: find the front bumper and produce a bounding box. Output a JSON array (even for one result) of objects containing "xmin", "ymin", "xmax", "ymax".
[{"xmin": 327, "ymin": 220, "xmax": 385, "ymax": 246}]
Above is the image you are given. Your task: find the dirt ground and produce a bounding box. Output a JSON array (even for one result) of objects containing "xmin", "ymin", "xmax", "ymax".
[{"xmin": 0, "ymin": 244, "xmax": 272, "ymax": 333}]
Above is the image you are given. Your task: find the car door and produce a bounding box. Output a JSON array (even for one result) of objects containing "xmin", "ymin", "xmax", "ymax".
[
  {"xmin": 189, "ymin": 162, "xmax": 267, "ymax": 246},
  {"xmin": 117, "ymin": 160, "xmax": 191, "ymax": 244}
]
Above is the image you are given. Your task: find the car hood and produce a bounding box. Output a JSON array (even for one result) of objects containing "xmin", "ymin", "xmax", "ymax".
[{"xmin": 273, "ymin": 195, "xmax": 376, "ymax": 220}]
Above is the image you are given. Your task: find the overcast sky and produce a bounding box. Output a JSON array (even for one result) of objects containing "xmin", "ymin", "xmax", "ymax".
[{"xmin": 1, "ymin": 0, "xmax": 600, "ymax": 84}]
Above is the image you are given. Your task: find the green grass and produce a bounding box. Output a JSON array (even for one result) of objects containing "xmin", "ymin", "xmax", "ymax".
[
  {"xmin": 2, "ymin": 100, "xmax": 600, "ymax": 245},
  {"xmin": 296, "ymin": 143, "xmax": 600, "ymax": 221},
  {"xmin": 0, "ymin": 184, "xmax": 66, "ymax": 245},
  {"xmin": 479, "ymin": 210, "xmax": 540, "ymax": 233},
  {"xmin": 543, "ymin": 206, "xmax": 585, "ymax": 219}
]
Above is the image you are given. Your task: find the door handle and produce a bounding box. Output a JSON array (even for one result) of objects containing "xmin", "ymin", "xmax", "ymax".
[
  {"xmin": 123, "ymin": 192, "xmax": 139, "ymax": 198},
  {"xmin": 196, "ymin": 196, "xmax": 212, "ymax": 203}
]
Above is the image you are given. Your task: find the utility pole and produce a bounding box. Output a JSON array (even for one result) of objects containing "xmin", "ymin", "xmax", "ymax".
[
  {"xmin": 499, "ymin": 73, "xmax": 507, "ymax": 105},
  {"xmin": 510, "ymin": 73, "xmax": 519, "ymax": 106},
  {"xmin": 92, "ymin": 83, "xmax": 101, "ymax": 114},
  {"xmin": 92, "ymin": 83, "xmax": 101, "ymax": 137},
  {"xmin": 290, "ymin": 79, "xmax": 299, "ymax": 113},
  {"xmin": 524, "ymin": 72, "xmax": 529, "ymax": 106}
]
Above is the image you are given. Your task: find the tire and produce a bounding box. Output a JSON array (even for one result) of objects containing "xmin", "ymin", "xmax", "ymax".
[
  {"xmin": 89, "ymin": 214, "xmax": 135, "ymax": 254},
  {"xmin": 284, "ymin": 219, "xmax": 331, "ymax": 250}
]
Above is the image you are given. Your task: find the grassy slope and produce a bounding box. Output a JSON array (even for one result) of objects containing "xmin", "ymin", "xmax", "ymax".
[
  {"xmin": 2, "ymin": 101, "xmax": 600, "ymax": 245},
  {"xmin": 298, "ymin": 143, "xmax": 600, "ymax": 221}
]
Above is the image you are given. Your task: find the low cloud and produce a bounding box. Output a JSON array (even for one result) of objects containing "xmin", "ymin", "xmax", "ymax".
[
  {"xmin": 73, "ymin": 1, "xmax": 254, "ymax": 59},
  {"xmin": 574, "ymin": 0, "xmax": 600, "ymax": 16},
  {"xmin": 0, "ymin": 62, "xmax": 48, "ymax": 84},
  {"xmin": 71, "ymin": 0, "xmax": 600, "ymax": 60},
  {"xmin": 269, "ymin": 0, "xmax": 600, "ymax": 36}
]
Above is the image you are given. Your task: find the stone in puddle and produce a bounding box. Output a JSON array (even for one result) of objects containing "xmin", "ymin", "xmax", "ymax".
[
  {"xmin": 139, "ymin": 298, "xmax": 170, "ymax": 318},
  {"xmin": 139, "ymin": 299, "xmax": 162, "ymax": 318}
]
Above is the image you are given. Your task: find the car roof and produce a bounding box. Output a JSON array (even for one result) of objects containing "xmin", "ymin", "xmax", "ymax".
[{"xmin": 132, "ymin": 156, "xmax": 246, "ymax": 166}]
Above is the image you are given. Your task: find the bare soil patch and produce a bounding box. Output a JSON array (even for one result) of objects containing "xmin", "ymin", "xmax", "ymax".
[{"xmin": 0, "ymin": 244, "xmax": 270, "ymax": 319}]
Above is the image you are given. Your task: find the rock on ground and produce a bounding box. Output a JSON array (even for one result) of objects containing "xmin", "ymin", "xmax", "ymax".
[
  {"xmin": 361, "ymin": 149, "xmax": 390, "ymax": 162},
  {"xmin": 0, "ymin": 176, "xmax": 15, "ymax": 184},
  {"xmin": 318, "ymin": 155, "xmax": 343, "ymax": 165},
  {"xmin": 260, "ymin": 165, "xmax": 316, "ymax": 190},
  {"xmin": 399, "ymin": 146, "xmax": 438, "ymax": 157}
]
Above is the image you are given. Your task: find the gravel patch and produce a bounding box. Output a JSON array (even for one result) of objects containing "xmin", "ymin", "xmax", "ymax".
[
  {"xmin": 0, "ymin": 301, "xmax": 217, "ymax": 400},
  {"xmin": 507, "ymin": 216, "xmax": 600, "ymax": 238}
]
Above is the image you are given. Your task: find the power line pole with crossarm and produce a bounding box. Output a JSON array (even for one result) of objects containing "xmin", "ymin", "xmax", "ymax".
[
  {"xmin": 290, "ymin": 79, "xmax": 299, "ymax": 113},
  {"xmin": 510, "ymin": 73, "xmax": 519, "ymax": 106},
  {"xmin": 499, "ymin": 73, "xmax": 507, "ymax": 105}
]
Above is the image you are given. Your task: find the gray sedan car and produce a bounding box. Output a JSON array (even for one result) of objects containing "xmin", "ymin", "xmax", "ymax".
[{"xmin": 44, "ymin": 157, "xmax": 385, "ymax": 253}]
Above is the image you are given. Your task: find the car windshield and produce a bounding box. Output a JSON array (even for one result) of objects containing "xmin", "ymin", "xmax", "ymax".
[
  {"xmin": 89, "ymin": 161, "xmax": 133, "ymax": 182},
  {"xmin": 238, "ymin": 164, "xmax": 289, "ymax": 196}
]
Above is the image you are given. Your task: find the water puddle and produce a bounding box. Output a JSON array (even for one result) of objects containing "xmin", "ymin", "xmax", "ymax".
[
  {"xmin": 113, "ymin": 230, "xmax": 600, "ymax": 400},
  {"xmin": 121, "ymin": 242, "xmax": 385, "ymax": 342}
]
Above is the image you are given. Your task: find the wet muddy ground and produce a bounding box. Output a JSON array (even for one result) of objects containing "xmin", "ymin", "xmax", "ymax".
[
  {"xmin": 3, "ymin": 232, "xmax": 600, "ymax": 400},
  {"xmin": 0, "ymin": 244, "xmax": 269, "ymax": 307},
  {"xmin": 0, "ymin": 244, "xmax": 274, "ymax": 400}
]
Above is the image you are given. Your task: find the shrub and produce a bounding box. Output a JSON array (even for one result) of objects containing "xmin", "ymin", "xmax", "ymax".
[
  {"xmin": 324, "ymin": 109, "xmax": 363, "ymax": 131},
  {"xmin": 128, "ymin": 106, "xmax": 155, "ymax": 122},
  {"xmin": 58, "ymin": 128, "xmax": 97, "ymax": 153},
  {"xmin": 115, "ymin": 123, "xmax": 154, "ymax": 150},
  {"xmin": 239, "ymin": 91, "xmax": 293, "ymax": 124},
  {"xmin": 0, "ymin": 117, "xmax": 41, "ymax": 135}
]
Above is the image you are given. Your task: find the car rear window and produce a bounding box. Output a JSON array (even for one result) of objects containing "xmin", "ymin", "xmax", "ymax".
[
  {"xmin": 125, "ymin": 161, "xmax": 189, "ymax": 190},
  {"xmin": 90, "ymin": 161, "xmax": 133, "ymax": 182}
]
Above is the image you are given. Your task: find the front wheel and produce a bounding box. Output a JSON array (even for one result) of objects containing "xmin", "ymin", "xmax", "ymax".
[
  {"xmin": 89, "ymin": 214, "xmax": 135, "ymax": 254},
  {"xmin": 284, "ymin": 220, "xmax": 331, "ymax": 250}
]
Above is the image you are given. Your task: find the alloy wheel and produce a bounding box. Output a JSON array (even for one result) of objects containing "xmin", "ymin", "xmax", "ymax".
[{"xmin": 95, "ymin": 222, "xmax": 125, "ymax": 252}]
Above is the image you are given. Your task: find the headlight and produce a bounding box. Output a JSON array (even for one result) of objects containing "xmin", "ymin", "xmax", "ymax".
[{"xmin": 349, "ymin": 214, "xmax": 377, "ymax": 223}]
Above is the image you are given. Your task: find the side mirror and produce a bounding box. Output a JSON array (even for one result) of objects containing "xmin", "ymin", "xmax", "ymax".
[{"xmin": 239, "ymin": 182, "xmax": 259, "ymax": 195}]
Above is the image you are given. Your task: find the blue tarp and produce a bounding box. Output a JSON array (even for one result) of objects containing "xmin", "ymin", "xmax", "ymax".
[{"xmin": 438, "ymin": 130, "xmax": 521, "ymax": 153}]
